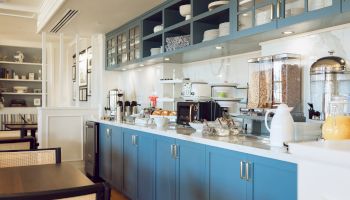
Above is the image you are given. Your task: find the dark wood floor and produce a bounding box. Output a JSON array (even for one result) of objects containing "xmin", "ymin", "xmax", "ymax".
[{"xmin": 111, "ymin": 189, "xmax": 128, "ymax": 200}]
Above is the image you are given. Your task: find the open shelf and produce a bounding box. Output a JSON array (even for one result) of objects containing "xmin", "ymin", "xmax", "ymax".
[
  {"xmin": 143, "ymin": 34, "xmax": 163, "ymax": 58},
  {"xmin": 0, "ymin": 78, "xmax": 42, "ymax": 82},
  {"xmin": 143, "ymin": 11, "xmax": 163, "ymax": 37},
  {"xmin": 0, "ymin": 61, "xmax": 42, "ymax": 66},
  {"xmin": 2, "ymin": 92, "xmax": 43, "ymax": 95},
  {"xmin": 193, "ymin": 8, "xmax": 230, "ymax": 44},
  {"xmin": 193, "ymin": 0, "xmax": 230, "ymax": 17},
  {"xmin": 164, "ymin": 0, "xmax": 191, "ymax": 28}
]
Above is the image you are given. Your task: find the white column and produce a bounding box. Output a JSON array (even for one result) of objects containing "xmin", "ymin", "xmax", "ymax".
[
  {"xmin": 59, "ymin": 33, "xmax": 65, "ymax": 105},
  {"xmin": 75, "ymin": 34, "xmax": 80, "ymax": 107},
  {"xmin": 41, "ymin": 32, "xmax": 47, "ymax": 108}
]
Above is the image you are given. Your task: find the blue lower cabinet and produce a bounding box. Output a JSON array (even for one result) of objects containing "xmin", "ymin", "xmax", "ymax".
[
  {"xmin": 111, "ymin": 126, "xmax": 123, "ymax": 191},
  {"xmin": 246, "ymin": 155, "xmax": 297, "ymax": 200},
  {"xmin": 123, "ymin": 129, "xmax": 138, "ymax": 199},
  {"xmin": 99, "ymin": 124, "xmax": 112, "ymax": 182},
  {"xmin": 177, "ymin": 140, "xmax": 207, "ymax": 200},
  {"xmin": 206, "ymin": 146, "xmax": 247, "ymax": 200},
  {"xmin": 155, "ymin": 136, "xmax": 177, "ymax": 200},
  {"xmin": 137, "ymin": 131, "xmax": 155, "ymax": 200},
  {"xmin": 343, "ymin": 0, "xmax": 350, "ymax": 12},
  {"xmin": 123, "ymin": 128, "xmax": 155, "ymax": 200}
]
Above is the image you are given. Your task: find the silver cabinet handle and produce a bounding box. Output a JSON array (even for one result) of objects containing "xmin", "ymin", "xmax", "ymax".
[
  {"xmin": 106, "ymin": 128, "xmax": 111, "ymax": 137},
  {"xmin": 240, "ymin": 161, "xmax": 244, "ymax": 179},
  {"xmin": 131, "ymin": 135, "xmax": 138, "ymax": 146},
  {"xmin": 245, "ymin": 162, "xmax": 250, "ymax": 181},
  {"xmin": 174, "ymin": 145, "xmax": 178, "ymax": 159},
  {"xmin": 170, "ymin": 144, "xmax": 178, "ymax": 159}
]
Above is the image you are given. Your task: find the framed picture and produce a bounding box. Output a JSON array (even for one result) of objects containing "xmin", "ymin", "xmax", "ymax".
[
  {"xmin": 87, "ymin": 72, "xmax": 91, "ymax": 96},
  {"xmin": 72, "ymin": 65, "xmax": 76, "ymax": 81},
  {"xmin": 72, "ymin": 82, "xmax": 77, "ymax": 101},
  {"xmin": 79, "ymin": 87, "xmax": 88, "ymax": 101},
  {"xmin": 87, "ymin": 46, "xmax": 92, "ymax": 72},
  {"xmin": 78, "ymin": 50, "xmax": 87, "ymax": 86},
  {"xmin": 33, "ymin": 98, "xmax": 41, "ymax": 106}
]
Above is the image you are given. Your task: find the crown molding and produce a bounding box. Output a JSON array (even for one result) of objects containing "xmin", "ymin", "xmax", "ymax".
[{"xmin": 37, "ymin": 0, "xmax": 66, "ymax": 33}]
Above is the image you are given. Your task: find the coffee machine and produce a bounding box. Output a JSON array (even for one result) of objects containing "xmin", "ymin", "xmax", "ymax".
[{"xmin": 107, "ymin": 89, "xmax": 124, "ymax": 117}]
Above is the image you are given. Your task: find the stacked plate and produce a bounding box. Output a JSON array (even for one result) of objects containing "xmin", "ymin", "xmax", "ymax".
[
  {"xmin": 219, "ymin": 22, "xmax": 230, "ymax": 37},
  {"xmin": 203, "ymin": 29, "xmax": 219, "ymax": 42},
  {"xmin": 208, "ymin": 0, "xmax": 230, "ymax": 11}
]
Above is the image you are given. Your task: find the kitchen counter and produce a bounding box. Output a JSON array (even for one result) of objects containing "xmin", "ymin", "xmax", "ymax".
[
  {"xmin": 92, "ymin": 118, "xmax": 297, "ymax": 163},
  {"xmin": 289, "ymin": 140, "xmax": 350, "ymax": 167}
]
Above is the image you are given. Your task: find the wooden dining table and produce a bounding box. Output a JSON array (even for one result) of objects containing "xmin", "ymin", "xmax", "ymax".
[
  {"xmin": 0, "ymin": 163, "xmax": 94, "ymax": 196},
  {"xmin": 4, "ymin": 123, "xmax": 39, "ymax": 148}
]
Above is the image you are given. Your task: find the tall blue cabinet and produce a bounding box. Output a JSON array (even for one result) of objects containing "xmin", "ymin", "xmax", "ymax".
[
  {"xmin": 99, "ymin": 124, "xmax": 123, "ymax": 191},
  {"xmin": 123, "ymin": 129, "xmax": 155, "ymax": 200}
]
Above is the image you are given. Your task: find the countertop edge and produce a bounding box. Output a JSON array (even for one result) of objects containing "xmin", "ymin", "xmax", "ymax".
[{"xmin": 91, "ymin": 118, "xmax": 298, "ymax": 164}]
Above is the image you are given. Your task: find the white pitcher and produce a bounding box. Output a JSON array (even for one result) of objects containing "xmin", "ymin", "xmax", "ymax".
[{"xmin": 265, "ymin": 104, "xmax": 294, "ymax": 147}]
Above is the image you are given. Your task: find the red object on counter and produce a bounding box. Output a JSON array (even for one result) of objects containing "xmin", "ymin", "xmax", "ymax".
[{"xmin": 149, "ymin": 96, "xmax": 158, "ymax": 107}]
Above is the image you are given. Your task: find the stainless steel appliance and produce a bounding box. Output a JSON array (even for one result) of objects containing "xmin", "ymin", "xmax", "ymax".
[
  {"xmin": 84, "ymin": 121, "xmax": 99, "ymax": 180},
  {"xmin": 309, "ymin": 52, "xmax": 350, "ymax": 120},
  {"xmin": 108, "ymin": 89, "xmax": 124, "ymax": 117},
  {"xmin": 176, "ymin": 101, "xmax": 222, "ymax": 125}
]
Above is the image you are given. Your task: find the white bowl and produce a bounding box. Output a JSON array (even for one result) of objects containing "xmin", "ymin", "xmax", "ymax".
[
  {"xmin": 217, "ymin": 101, "xmax": 235, "ymax": 108},
  {"xmin": 153, "ymin": 117, "xmax": 170, "ymax": 128},
  {"xmin": 150, "ymin": 47, "xmax": 161, "ymax": 56},
  {"xmin": 179, "ymin": 4, "xmax": 191, "ymax": 19},
  {"xmin": 189, "ymin": 122, "xmax": 205, "ymax": 132},
  {"xmin": 208, "ymin": 1, "xmax": 229, "ymax": 11},
  {"xmin": 203, "ymin": 29, "xmax": 219, "ymax": 41},
  {"xmin": 153, "ymin": 24, "xmax": 163, "ymax": 33},
  {"xmin": 13, "ymin": 86, "xmax": 28, "ymax": 93}
]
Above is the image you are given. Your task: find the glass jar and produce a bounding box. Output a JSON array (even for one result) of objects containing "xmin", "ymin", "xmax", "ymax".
[{"xmin": 322, "ymin": 96, "xmax": 350, "ymax": 140}]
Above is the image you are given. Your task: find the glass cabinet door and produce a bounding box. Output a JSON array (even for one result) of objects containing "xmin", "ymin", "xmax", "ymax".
[
  {"xmin": 308, "ymin": 0, "xmax": 333, "ymax": 11},
  {"xmin": 116, "ymin": 32, "xmax": 128, "ymax": 64},
  {"xmin": 237, "ymin": 0, "xmax": 276, "ymax": 31},
  {"xmin": 106, "ymin": 37, "xmax": 116, "ymax": 68},
  {"xmin": 128, "ymin": 25, "xmax": 141, "ymax": 61}
]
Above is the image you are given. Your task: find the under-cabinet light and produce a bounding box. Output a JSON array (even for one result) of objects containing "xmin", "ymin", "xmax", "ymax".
[
  {"xmin": 164, "ymin": 58, "xmax": 170, "ymax": 61},
  {"xmin": 282, "ymin": 31, "xmax": 294, "ymax": 35},
  {"xmin": 215, "ymin": 46, "xmax": 223, "ymax": 50},
  {"xmin": 139, "ymin": 64, "xmax": 145, "ymax": 67}
]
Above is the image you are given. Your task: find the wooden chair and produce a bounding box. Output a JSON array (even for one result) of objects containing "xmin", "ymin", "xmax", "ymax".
[
  {"xmin": 0, "ymin": 136, "xmax": 35, "ymax": 151},
  {"xmin": 0, "ymin": 130, "xmax": 21, "ymax": 138},
  {"xmin": 0, "ymin": 147, "xmax": 61, "ymax": 168},
  {"xmin": 0, "ymin": 182, "xmax": 109, "ymax": 200}
]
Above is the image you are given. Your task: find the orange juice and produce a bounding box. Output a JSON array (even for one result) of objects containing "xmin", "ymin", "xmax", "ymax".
[{"xmin": 322, "ymin": 116, "xmax": 350, "ymax": 140}]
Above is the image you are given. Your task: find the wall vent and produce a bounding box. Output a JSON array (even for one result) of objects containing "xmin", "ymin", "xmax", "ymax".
[{"xmin": 50, "ymin": 9, "xmax": 78, "ymax": 33}]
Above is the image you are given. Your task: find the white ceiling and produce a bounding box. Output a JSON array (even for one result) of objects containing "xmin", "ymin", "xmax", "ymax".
[
  {"xmin": 0, "ymin": 0, "xmax": 43, "ymax": 42},
  {"xmin": 0, "ymin": 0, "xmax": 163, "ymax": 43},
  {"xmin": 42, "ymin": 0, "xmax": 163, "ymax": 38}
]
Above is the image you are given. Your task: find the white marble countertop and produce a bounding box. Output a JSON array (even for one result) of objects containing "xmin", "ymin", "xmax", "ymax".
[
  {"xmin": 92, "ymin": 118, "xmax": 298, "ymax": 163},
  {"xmin": 289, "ymin": 140, "xmax": 350, "ymax": 167}
]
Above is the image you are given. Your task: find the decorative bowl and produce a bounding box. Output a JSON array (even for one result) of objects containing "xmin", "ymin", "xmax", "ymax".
[
  {"xmin": 153, "ymin": 24, "xmax": 163, "ymax": 33},
  {"xmin": 179, "ymin": 4, "xmax": 191, "ymax": 20}
]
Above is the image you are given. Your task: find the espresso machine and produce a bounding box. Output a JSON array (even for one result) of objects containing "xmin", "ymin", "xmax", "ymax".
[{"xmin": 309, "ymin": 51, "xmax": 350, "ymax": 120}]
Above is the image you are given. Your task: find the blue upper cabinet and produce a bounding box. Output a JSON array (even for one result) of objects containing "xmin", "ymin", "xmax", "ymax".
[
  {"xmin": 342, "ymin": 0, "xmax": 350, "ymax": 12},
  {"xmin": 176, "ymin": 140, "xmax": 207, "ymax": 200},
  {"xmin": 206, "ymin": 146, "xmax": 247, "ymax": 200},
  {"xmin": 232, "ymin": 0, "xmax": 278, "ymax": 38},
  {"xmin": 99, "ymin": 124, "xmax": 112, "ymax": 182},
  {"xmin": 105, "ymin": 22, "xmax": 141, "ymax": 70},
  {"xmin": 277, "ymin": 0, "xmax": 341, "ymax": 28},
  {"xmin": 246, "ymin": 154, "xmax": 297, "ymax": 200},
  {"xmin": 111, "ymin": 126, "xmax": 123, "ymax": 191},
  {"xmin": 155, "ymin": 136, "xmax": 177, "ymax": 200}
]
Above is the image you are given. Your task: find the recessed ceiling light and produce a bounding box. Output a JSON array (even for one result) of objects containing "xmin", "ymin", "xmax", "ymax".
[
  {"xmin": 139, "ymin": 64, "xmax": 145, "ymax": 67},
  {"xmin": 282, "ymin": 31, "xmax": 294, "ymax": 35},
  {"xmin": 215, "ymin": 46, "xmax": 223, "ymax": 50},
  {"xmin": 164, "ymin": 58, "xmax": 170, "ymax": 61},
  {"xmin": 122, "ymin": 68, "xmax": 127, "ymax": 71}
]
